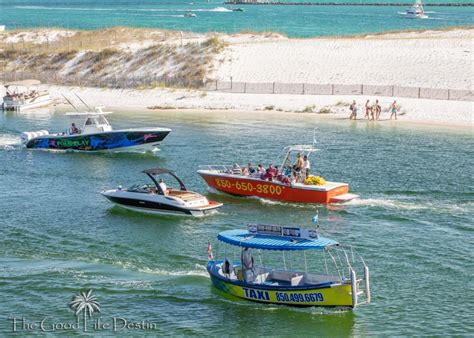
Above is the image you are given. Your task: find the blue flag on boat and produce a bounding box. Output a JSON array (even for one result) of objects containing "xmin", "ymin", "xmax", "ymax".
[{"xmin": 312, "ymin": 214, "xmax": 319, "ymax": 224}]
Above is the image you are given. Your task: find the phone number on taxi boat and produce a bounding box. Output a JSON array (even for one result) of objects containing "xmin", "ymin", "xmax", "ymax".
[
  {"xmin": 276, "ymin": 292, "xmax": 324, "ymax": 303},
  {"xmin": 214, "ymin": 179, "xmax": 283, "ymax": 195}
]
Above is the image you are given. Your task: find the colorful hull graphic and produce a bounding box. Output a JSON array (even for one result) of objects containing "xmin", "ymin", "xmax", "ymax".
[
  {"xmin": 207, "ymin": 262, "xmax": 354, "ymax": 307},
  {"xmin": 198, "ymin": 172, "xmax": 349, "ymax": 204},
  {"xmin": 25, "ymin": 130, "xmax": 170, "ymax": 151}
]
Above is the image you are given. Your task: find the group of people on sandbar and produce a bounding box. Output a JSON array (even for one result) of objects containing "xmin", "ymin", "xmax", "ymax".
[
  {"xmin": 229, "ymin": 153, "xmax": 311, "ymax": 185},
  {"xmin": 349, "ymin": 99, "xmax": 399, "ymax": 121}
]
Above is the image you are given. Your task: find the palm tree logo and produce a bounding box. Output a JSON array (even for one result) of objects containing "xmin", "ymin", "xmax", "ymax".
[{"xmin": 69, "ymin": 290, "xmax": 100, "ymax": 332}]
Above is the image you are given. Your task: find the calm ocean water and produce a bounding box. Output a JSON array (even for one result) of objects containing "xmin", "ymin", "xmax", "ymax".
[
  {"xmin": 0, "ymin": 109, "xmax": 473, "ymax": 335},
  {"xmin": 0, "ymin": 0, "xmax": 473, "ymax": 37}
]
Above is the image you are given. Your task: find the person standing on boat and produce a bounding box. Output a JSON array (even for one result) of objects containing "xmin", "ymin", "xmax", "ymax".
[
  {"xmin": 349, "ymin": 100, "xmax": 357, "ymax": 120},
  {"xmin": 390, "ymin": 100, "xmax": 399, "ymax": 120},
  {"xmin": 241, "ymin": 247, "xmax": 255, "ymax": 283},
  {"xmin": 303, "ymin": 155, "xmax": 311, "ymax": 178},
  {"xmin": 158, "ymin": 178, "xmax": 168, "ymax": 195}
]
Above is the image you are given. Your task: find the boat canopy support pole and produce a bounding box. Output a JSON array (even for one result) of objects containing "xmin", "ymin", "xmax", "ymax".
[
  {"xmin": 364, "ymin": 266, "xmax": 371, "ymax": 303},
  {"xmin": 169, "ymin": 172, "xmax": 187, "ymax": 191},
  {"xmin": 282, "ymin": 252, "xmax": 287, "ymax": 270},
  {"xmin": 304, "ymin": 251, "xmax": 308, "ymax": 273},
  {"xmin": 146, "ymin": 173, "xmax": 164, "ymax": 195},
  {"xmin": 351, "ymin": 269, "xmax": 357, "ymax": 308}
]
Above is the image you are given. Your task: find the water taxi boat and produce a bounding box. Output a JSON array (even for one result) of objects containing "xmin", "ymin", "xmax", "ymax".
[
  {"xmin": 198, "ymin": 145, "xmax": 358, "ymax": 204},
  {"xmin": 2, "ymin": 80, "xmax": 52, "ymax": 111},
  {"xmin": 207, "ymin": 223, "xmax": 370, "ymax": 308},
  {"xmin": 102, "ymin": 168, "xmax": 223, "ymax": 217},
  {"xmin": 399, "ymin": 0, "xmax": 428, "ymax": 18},
  {"xmin": 20, "ymin": 107, "xmax": 171, "ymax": 151}
]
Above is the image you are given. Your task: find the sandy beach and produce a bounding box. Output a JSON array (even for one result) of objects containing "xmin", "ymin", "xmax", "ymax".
[{"xmin": 1, "ymin": 28, "xmax": 473, "ymax": 128}]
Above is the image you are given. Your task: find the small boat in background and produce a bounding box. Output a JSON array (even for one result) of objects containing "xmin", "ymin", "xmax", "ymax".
[
  {"xmin": 231, "ymin": 7, "xmax": 244, "ymax": 12},
  {"xmin": 184, "ymin": 11, "xmax": 197, "ymax": 17},
  {"xmin": 2, "ymin": 80, "xmax": 52, "ymax": 111},
  {"xmin": 399, "ymin": 0, "xmax": 428, "ymax": 19},
  {"xmin": 102, "ymin": 168, "xmax": 223, "ymax": 216},
  {"xmin": 207, "ymin": 223, "xmax": 371, "ymax": 308},
  {"xmin": 21, "ymin": 107, "xmax": 171, "ymax": 151}
]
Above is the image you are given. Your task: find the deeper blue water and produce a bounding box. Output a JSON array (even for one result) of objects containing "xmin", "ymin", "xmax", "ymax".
[
  {"xmin": 0, "ymin": 0, "xmax": 473, "ymax": 37},
  {"xmin": 0, "ymin": 109, "xmax": 473, "ymax": 335}
]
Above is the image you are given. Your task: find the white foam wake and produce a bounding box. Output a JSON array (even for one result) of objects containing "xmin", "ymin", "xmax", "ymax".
[{"xmin": 0, "ymin": 134, "xmax": 21, "ymax": 150}]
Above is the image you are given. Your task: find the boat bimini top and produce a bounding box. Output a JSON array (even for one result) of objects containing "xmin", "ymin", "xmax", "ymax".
[
  {"xmin": 217, "ymin": 224, "xmax": 339, "ymax": 251},
  {"xmin": 142, "ymin": 167, "xmax": 187, "ymax": 195}
]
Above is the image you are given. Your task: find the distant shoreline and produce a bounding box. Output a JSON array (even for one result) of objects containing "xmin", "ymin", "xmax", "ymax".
[{"xmin": 2, "ymin": 25, "xmax": 473, "ymax": 41}]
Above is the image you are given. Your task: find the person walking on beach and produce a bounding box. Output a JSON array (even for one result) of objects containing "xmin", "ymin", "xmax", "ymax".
[
  {"xmin": 349, "ymin": 100, "xmax": 357, "ymax": 120},
  {"xmin": 390, "ymin": 100, "xmax": 399, "ymax": 120},
  {"xmin": 364, "ymin": 100, "xmax": 371, "ymax": 119},
  {"xmin": 374, "ymin": 99, "xmax": 381, "ymax": 120}
]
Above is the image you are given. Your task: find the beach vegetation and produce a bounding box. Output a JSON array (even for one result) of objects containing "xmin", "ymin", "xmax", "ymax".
[
  {"xmin": 301, "ymin": 105, "xmax": 316, "ymax": 113},
  {"xmin": 264, "ymin": 105, "xmax": 275, "ymax": 110}
]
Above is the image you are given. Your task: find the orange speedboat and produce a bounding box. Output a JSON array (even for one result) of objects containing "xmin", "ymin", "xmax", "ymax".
[{"xmin": 197, "ymin": 145, "xmax": 358, "ymax": 204}]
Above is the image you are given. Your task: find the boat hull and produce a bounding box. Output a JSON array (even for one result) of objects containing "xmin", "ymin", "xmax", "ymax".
[
  {"xmin": 3, "ymin": 95, "xmax": 52, "ymax": 111},
  {"xmin": 25, "ymin": 129, "xmax": 170, "ymax": 151},
  {"xmin": 198, "ymin": 171, "xmax": 352, "ymax": 204},
  {"xmin": 207, "ymin": 262, "xmax": 354, "ymax": 307},
  {"xmin": 101, "ymin": 192, "xmax": 222, "ymax": 217}
]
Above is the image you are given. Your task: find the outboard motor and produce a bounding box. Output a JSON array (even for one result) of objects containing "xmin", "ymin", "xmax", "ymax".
[{"xmin": 21, "ymin": 130, "xmax": 49, "ymax": 144}]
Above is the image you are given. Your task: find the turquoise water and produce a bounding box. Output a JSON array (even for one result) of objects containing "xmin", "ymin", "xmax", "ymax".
[
  {"xmin": 0, "ymin": 0, "xmax": 472, "ymax": 37},
  {"xmin": 0, "ymin": 109, "xmax": 473, "ymax": 335}
]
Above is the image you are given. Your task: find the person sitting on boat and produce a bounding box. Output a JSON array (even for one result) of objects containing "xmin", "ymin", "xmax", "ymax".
[
  {"xmin": 242, "ymin": 167, "xmax": 249, "ymax": 175},
  {"xmin": 256, "ymin": 164, "xmax": 264, "ymax": 174},
  {"xmin": 241, "ymin": 247, "xmax": 255, "ymax": 283},
  {"xmin": 247, "ymin": 163, "xmax": 256, "ymax": 175},
  {"xmin": 158, "ymin": 178, "xmax": 168, "ymax": 195},
  {"xmin": 70, "ymin": 123, "xmax": 80, "ymax": 135},
  {"xmin": 303, "ymin": 155, "xmax": 311, "ymax": 178},
  {"xmin": 232, "ymin": 164, "xmax": 242, "ymax": 175},
  {"xmin": 261, "ymin": 164, "xmax": 276, "ymax": 181},
  {"xmin": 222, "ymin": 258, "xmax": 232, "ymax": 278}
]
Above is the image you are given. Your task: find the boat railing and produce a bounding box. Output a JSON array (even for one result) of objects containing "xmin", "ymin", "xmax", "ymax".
[
  {"xmin": 337, "ymin": 245, "xmax": 370, "ymax": 307},
  {"xmin": 198, "ymin": 165, "xmax": 236, "ymax": 173}
]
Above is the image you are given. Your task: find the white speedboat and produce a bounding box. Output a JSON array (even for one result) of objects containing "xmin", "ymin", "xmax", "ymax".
[
  {"xmin": 399, "ymin": 0, "xmax": 428, "ymax": 18},
  {"xmin": 2, "ymin": 80, "xmax": 52, "ymax": 111},
  {"xmin": 184, "ymin": 11, "xmax": 197, "ymax": 17},
  {"xmin": 101, "ymin": 168, "xmax": 223, "ymax": 217},
  {"xmin": 21, "ymin": 107, "xmax": 171, "ymax": 151}
]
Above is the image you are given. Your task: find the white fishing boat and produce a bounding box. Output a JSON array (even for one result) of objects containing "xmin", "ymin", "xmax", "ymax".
[
  {"xmin": 399, "ymin": 0, "xmax": 428, "ymax": 19},
  {"xmin": 2, "ymin": 80, "xmax": 52, "ymax": 111}
]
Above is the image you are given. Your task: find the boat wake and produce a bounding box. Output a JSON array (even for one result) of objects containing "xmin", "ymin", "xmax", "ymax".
[
  {"xmin": 138, "ymin": 264, "xmax": 209, "ymax": 278},
  {"xmin": 0, "ymin": 134, "xmax": 21, "ymax": 150}
]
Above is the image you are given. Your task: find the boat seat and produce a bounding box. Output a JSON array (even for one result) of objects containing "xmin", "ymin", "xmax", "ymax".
[
  {"xmin": 291, "ymin": 275, "xmax": 305, "ymax": 286},
  {"xmin": 255, "ymin": 272, "xmax": 269, "ymax": 284}
]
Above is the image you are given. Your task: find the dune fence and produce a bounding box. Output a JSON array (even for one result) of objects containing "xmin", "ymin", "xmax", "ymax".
[
  {"xmin": 1, "ymin": 70, "xmax": 472, "ymax": 102},
  {"xmin": 204, "ymin": 80, "xmax": 473, "ymax": 102}
]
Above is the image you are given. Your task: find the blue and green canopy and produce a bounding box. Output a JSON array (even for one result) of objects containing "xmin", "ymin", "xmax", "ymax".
[{"xmin": 217, "ymin": 229, "xmax": 338, "ymax": 251}]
